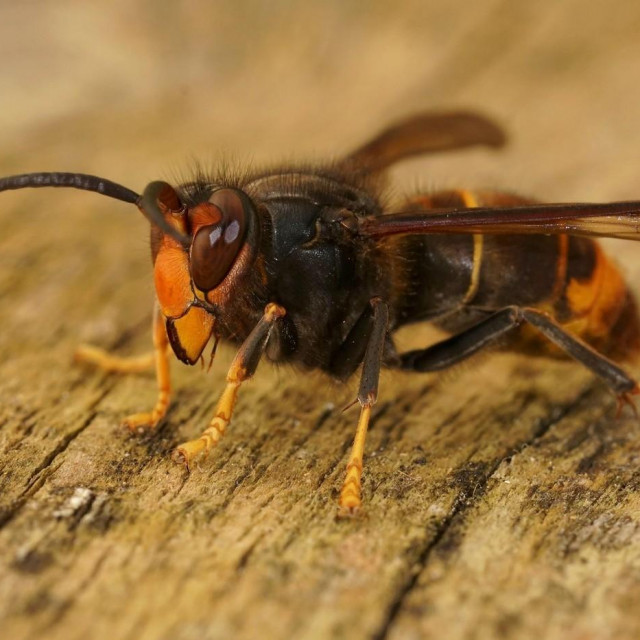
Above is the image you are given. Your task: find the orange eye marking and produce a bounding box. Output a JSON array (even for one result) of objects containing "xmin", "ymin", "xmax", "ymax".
[
  {"xmin": 168, "ymin": 305, "xmax": 215, "ymax": 364},
  {"xmin": 154, "ymin": 241, "xmax": 193, "ymax": 319}
]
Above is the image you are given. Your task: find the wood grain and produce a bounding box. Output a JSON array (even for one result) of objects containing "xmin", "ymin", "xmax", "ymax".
[{"xmin": 2, "ymin": 2, "xmax": 640, "ymax": 639}]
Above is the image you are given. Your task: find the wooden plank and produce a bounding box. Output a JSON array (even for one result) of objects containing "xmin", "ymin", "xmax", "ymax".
[{"xmin": 1, "ymin": 2, "xmax": 640, "ymax": 639}]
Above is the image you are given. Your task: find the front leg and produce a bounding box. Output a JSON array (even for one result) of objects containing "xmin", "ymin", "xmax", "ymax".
[
  {"xmin": 172, "ymin": 303, "xmax": 286, "ymax": 470},
  {"xmin": 121, "ymin": 301, "xmax": 171, "ymax": 432},
  {"xmin": 75, "ymin": 301, "xmax": 171, "ymax": 432}
]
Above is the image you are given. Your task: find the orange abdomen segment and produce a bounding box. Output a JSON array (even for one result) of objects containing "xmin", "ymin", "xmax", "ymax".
[{"xmin": 558, "ymin": 240, "xmax": 640, "ymax": 358}]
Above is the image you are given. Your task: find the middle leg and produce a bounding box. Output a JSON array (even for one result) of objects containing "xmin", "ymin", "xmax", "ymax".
[{"xmin": 338, "ymin": 297, "xmax": 390, "ymax": 515}]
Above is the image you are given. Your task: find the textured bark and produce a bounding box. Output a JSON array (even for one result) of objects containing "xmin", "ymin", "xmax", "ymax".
[{"xmin": 2, "ymin": 2, "xmax": 640, "ymax": 639}]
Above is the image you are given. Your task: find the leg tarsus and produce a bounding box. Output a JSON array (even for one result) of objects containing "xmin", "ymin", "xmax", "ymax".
[
  {"xmin": 172, "ymin": 382, "xmax": 238, "ymax": 469},
  {"xmin": 172, "ymin": 304, "xmax": 285, "ymax": 471},
  {"xmin": 122, "ymin": 410, "xmax": 165, "ymax": 433},
  {"xmin": 338, "ymin": 404, "xmax": 373, "ymax": 517},
  {"xmin": 74, "ymin": 344, "xmax": 155, "ymax": 373}
]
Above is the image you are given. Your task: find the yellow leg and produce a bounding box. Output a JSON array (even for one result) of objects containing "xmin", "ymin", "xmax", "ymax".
[
  {"xmin": 338, "ymin": 403, "xmax": 372, "ymax": 516},
  {"xmin": 121, "ymin": 304, "xmax": 171, "ymax": 432},
  {"xmin": 336, "ymin": 298, "xmax": 388, "ymax": 514},
  {"xmin": 172, "ymin": 302, "xmax": 285, "ymax": 470},
  {"xmin": 75, "ymin": 303, "xmax": 171, "ymax": 432},
  {"xmin": 74, "ymin": 345, "xmax": 155, "ymax": 372},
  {"xmin": 171, "ymin": 374, "xmax": 242, "ymax": 469}
]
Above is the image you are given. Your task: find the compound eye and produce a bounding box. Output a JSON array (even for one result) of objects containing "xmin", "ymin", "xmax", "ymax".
[{"xmin": 190, "ymin": 189, "xmax": 247, "ymax": 292}]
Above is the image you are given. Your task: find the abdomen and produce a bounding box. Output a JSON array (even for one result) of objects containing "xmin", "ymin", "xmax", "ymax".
[{"xmin": 389, "ymin": 189, "xmax": 640, "ymax": 359}]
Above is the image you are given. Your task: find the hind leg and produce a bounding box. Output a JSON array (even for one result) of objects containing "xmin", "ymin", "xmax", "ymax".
[{"xmin": 399, "ymin": 306, "xmax": 638, "ymax": 399}]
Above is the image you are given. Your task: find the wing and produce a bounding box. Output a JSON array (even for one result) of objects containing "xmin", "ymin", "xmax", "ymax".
[
  {"xmin": 343, "ymin": 111, "xmax": 506, "ymax": 174},
  {"xmin": 357, "ymin": 200, "xmax": 640, "ymax": 241}
]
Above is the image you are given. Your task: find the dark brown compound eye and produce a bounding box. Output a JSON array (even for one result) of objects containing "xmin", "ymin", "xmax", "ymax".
[{"xmin": 190, "ymin": 189, "xmax": 248, "ymax": 292}]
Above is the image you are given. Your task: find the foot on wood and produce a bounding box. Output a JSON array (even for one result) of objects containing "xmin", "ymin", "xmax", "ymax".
[
  {"xmin": 172, "ymin": 419, "xmax": 226, "ymax": 471},
  {"xmin": 337, "ymin": 460, "xmax": 364, "ymax": 518},
  {"xmin": 122, "ymin": 412, "xmax": 162, "ymax": 434}
]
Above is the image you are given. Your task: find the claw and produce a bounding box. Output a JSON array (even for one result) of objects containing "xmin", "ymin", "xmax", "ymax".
[
  {"xmin": 336, "ymin": 504, "xmax": 361, "ymax": 519},
  {"xmin": 336, "ymin": 501, "xmax": 369, "ymax": 521},
  {"xmin": 121, "ymin": 412, "xmax": 160, "ymax": 433},
  {"xmin": 172, "ymin": 437, "xmax": 211, "ymax": 472},
  {"xmin": 171, "ymin": 447, "xmax": 191, "ymax": 472}
]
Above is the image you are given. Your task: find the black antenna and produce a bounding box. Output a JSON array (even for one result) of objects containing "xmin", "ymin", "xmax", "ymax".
[
  {"xmin": 0, "ymin": 172, "xmax": 139, "ymax": 203},
  {"xmin": 0, "ymin": 172, "xmax": 190, "ymax": 246}
]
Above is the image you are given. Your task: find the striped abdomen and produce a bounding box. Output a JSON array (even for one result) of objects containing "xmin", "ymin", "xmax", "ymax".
[{"xmin": 390, "ymin": 189, "xmax": 640, "ymax": 359}]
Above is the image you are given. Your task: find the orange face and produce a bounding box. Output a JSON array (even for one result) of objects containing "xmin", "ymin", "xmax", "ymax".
[
  {"xmin": 152, "ymin": 204, "xmax": 218, "ymax": 365},
  {"xmin": 150, "ymin": 189, "xmax": 251, "ymax": 365}
]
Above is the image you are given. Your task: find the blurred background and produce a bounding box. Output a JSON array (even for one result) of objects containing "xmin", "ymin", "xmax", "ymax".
[{"xmin": 3, "ymin": 0, "xmax": 640, "ymax": 197}]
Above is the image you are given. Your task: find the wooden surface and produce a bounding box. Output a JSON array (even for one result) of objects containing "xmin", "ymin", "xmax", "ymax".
[{"xmin": 2, "ymin": 2, "xmax": 640, "ymax": 639}]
